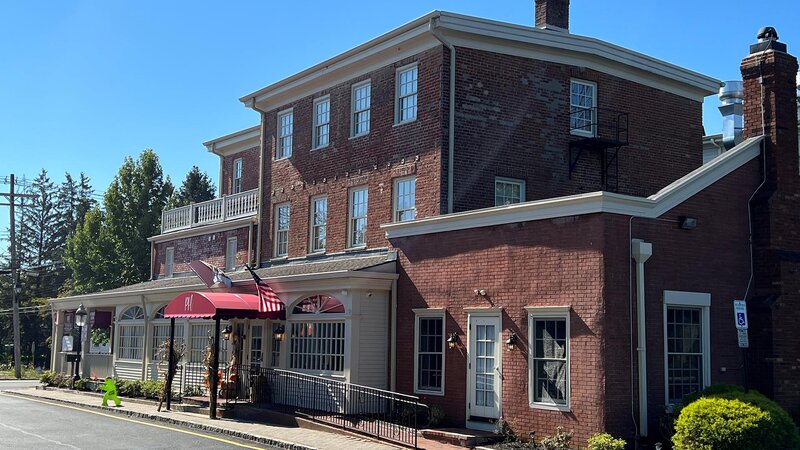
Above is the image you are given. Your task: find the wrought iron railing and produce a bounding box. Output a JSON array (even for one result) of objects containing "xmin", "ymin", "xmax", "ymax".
[
  {"xmin": 223, "ymin": 365, "xmax": 428, "ymax": 448},
  {"xmin": 567, "ymin": 106, "xmax": 629, "ymax": 145},
  {"xmin": 161, "ymin": 189, "xmax": 258, "ymax": 233}
]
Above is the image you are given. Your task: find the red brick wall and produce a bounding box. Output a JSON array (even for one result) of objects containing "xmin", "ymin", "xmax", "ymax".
[
  {"xmin": 220, "ymin": 146, "xmax": 260, "ymax": 196},
  {"xmin": 450, "ymin": 47, "xmax": 704, "ymax": 211},
  {"xmin": 258, "ymin": 47, "xmax": 446, "ymax": 262},
  {"xmin": 152, "ymin": 226, "xmax": 253, "ymax": 277}
]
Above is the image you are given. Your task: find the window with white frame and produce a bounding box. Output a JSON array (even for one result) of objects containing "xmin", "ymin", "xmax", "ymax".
[
  {"xmin": 270, "ymin": 322, "xmax": 282, "ymax": 367},
  {"xmin": 289, "ymin": 321, "xmax": 345, "ymax": 374},
  {"xmin": 495, "ymin": 177, "xmax": 525, "ymax": 206},
  {"xmin": 310, "ymin": 196, "xmax": 327, "ymax": 253},
  {"xmin": 225, "ymin": 237, "xmax": 237, "ymax": 271},
  {"xmin": 165, "ymin": 247, "xmax": 174, "ymax": 278},
  {"xmin": 570, "ymin": 79, "xmax": 596, "ymax": 136},
  {"xmin": 393, "ymin": 177, "xmax": 416, "ymax": 222},
  {"xmin": 233, "ymin": 158, "xmax": 243, "ymax": 193},
  {"xmin": 274, "ymin": 203, "xmax": 290, "ymax": 257},
  {"xmin": 151, "ymin": 307, "xmax": 185, "ymax": 361},
  {"xmin": 664, "ymin": 290, "xmax": 711, "ymax": 404},
  {"xmin": 414, "ymin": 310, "xmax": 444, "ymax": 394},
  {"xmin": 118, "ymin": 306, "xmax": 145, "ymax": 360},
  {"xmin": 527, "ymin": 307, "xmax": 570, "ymax": 409},
  {"xmin": 348, "ymin": 186, "xmax": 368, "ymax": 248},
  {"xmin": 277, "ymin": 110, "xmax": 293, "ymax": 159},
  {"xmin": 190, "ymin": 323, "xmax": 214, "ymax": 363},
  {"xmin": 396, "ymin": 65, "xmax": 418, "ymax": 123},
  {"xmin": 250, "ymin": 324, "xmax": 263, "ymax": 367},
  {"xmin": 352, "ymin": 81, "xmax": 371, "ymax": 136},
  {"xmin": 313, "ymin": 97, "xmax": 330, "ymax": 149}
]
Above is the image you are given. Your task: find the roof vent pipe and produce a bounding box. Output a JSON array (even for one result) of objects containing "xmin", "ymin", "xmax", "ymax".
[{"xmin": 719, "ymin": 81, "xmax": 744, "ymax": 150}]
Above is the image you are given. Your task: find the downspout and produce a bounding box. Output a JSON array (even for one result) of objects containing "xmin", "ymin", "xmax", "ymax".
[
  {"xmin": 249, "ymin": 97, "xmax": 268, "ymax": 267},
  {"xmin": 631, "ymin": 239, "xmax": 653, "ymax": 438},
  {"xmin": 247, "ymin": 219, "xmax": 254, "ymax": 270},
  {"xmin": 390, "ymin": 278, "xmax": 398, "ymax": 391},
  {"xmin": 429, "ymin": 16, "xmax": 456, "ymax": 214}
]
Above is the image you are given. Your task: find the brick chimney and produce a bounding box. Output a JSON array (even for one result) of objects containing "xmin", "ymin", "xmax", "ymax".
[
  {"xmin": 740, "ymin": 27, "xmax": 800, "ymax": 415},
  {"xmin": 535, "ymin": 0, "xmax": 570, "ymax": 31}
]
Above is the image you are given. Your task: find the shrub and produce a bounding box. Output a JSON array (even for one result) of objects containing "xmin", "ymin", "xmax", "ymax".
[
  {"xmin": 39, "ymin": 370, "xmax": 54, "ymax": 385},
  {"xmin": 540, "ymin": 427, "xmax": 573, "ymax": 450},
  {"xmin": 587, "ymin": 433, "xmax": 626, "ymax": 450},
  {"xmin": 73, "ymin": 377, "xmax": 89, "ymax": 391},
  {"xmin": 116, "ymin": 379, "xmax": 142, "ymax": 398},
  {"xmin": 141, "ymin": 380, "xmax": 164, "ymax": 399}
]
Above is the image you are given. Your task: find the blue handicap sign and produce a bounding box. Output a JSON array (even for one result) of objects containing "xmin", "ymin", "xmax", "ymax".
[{"xmin": 737, "ymin": 312, "xmax": 746, "ymax": 327}]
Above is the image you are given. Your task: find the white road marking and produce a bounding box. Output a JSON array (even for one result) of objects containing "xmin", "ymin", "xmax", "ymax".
[{"xmin": 0, "ymin": 421, "xmax": 81, "ymax": 449}]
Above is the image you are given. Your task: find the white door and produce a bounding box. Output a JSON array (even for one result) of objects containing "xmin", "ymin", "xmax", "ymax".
[{"xmin": 468, "ymin": 315, "xmax": 502, "ymax": 420}]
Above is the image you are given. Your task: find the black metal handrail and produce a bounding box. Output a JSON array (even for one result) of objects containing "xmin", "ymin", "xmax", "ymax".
[
  {"xmin": 567, "ymin": 106, "xmax": 629, "ymax": 145},
  {"xmin": 224, "ymin": 364, "xmax": 427, "ymax": 448}
]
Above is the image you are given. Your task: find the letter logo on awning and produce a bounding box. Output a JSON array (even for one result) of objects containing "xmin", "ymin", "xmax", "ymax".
[{"xmin": 184, "ymin": 294, "xmax": 193, "ymax": 311}]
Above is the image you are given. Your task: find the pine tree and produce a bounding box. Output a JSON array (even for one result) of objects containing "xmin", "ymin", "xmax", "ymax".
[
  {"xmin": 167, "ymin": 166, "xmax": 216, "ymax": 208},
  {"xmin": 64, "ymin": 207, "xmax": 121, "ymax": 294}
]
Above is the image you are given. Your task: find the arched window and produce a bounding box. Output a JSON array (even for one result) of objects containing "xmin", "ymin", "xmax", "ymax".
[
  {"xmin": 292, "ymin": 295, "xmax": 345, "ymax": 314},
  {"xmin": 118, "ymin": 306, "xmax": 145, "ymax": 360},
  {"xmin": 151, "ymin": 306, "xmax": 184, "ymax": 361}
]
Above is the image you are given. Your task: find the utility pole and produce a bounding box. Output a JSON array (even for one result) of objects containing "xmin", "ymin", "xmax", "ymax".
[{"xmin": 1, "ymin": 174, "xmax": 37, "ymax": 379}]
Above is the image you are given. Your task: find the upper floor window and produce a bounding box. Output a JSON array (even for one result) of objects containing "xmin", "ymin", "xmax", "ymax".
[
  {"xmin": 310, "ymin": 196, "xmax": 327, "ymax": 253},
  {"xmin": 277, "ymin": 110, "xmax": 293, "ymax": 159},
  {"xmin": 495, "ymin": 177, "xmax": 525, "ymax": 206},
  {"xmin": 393, "ymin": 177, "xmax": 416, "ymax": 222},
  {"xmin": 225, "ymin": 237, "xmax": 237, "ymax": 271},
  {"xmin": 396, "ymin": 65, "xmax": 418, "ymax": 123},
  {"xmin": 313, "ymin": 97, "xmax": 330, "ymax": 149},
  {"xmin": 164, "ymin": 247, "xmax": 174, "ymax": 278},
  {"xmin": 274, "ymin": 203, "xmax": 290, "ymax": 257},
  {"xmin": 348, "ymin": 186, "xmax": 368, "ymax": 248},
  {"xmin": 570, "ymin": 79, "xmax": 596, "ymax": 136},
  {"xmin": 233, "ymin": 158, "xmax": 243, "ymax": 193},
  {"xmin": 352, "ymin": 81, "xmax": 371, "ymax": 136}
]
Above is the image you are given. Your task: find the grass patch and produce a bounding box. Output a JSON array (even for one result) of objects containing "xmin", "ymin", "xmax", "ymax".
[{"xmin": 0, "ymin": 364, "xmax": 41, "ymax": 379}]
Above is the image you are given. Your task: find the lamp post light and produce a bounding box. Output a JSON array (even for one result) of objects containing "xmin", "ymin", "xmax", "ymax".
[{"xmin": 73, "ymin": 304, "xmax": 88, "ymax": 381}]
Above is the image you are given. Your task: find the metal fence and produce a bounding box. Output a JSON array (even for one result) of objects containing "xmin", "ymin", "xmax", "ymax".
[{"xmin": 223, "ymin": 365, "xmax": 427, "ymax": 448}]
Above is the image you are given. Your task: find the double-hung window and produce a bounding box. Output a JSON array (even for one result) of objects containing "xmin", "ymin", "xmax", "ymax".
[
  {"xmin": 277, "ymin": 110, "xmax": 293, "ymax": 159},
  {"xmin": 414, "ymin": 309, "xmax": 445, "ymax": 394},
  {"xmin": 233, "ymin": 158, "xmax": 243, "ymax": 193},
  {"xmin": 495, "ymin": 177, "xmax": 525, "ymax": 206},
  {"xmin": 348, "ymin": 186, "xmax": 368, "ymax": 248},
  {"xmin": 313, "ymin": 97, "xmax": 330, "ymax": 149},
  {"xmin": 118, "ymin": 306, "xmax": 145, "ymax": 360},
  {"xmin": 527, "ymin": 306, "xmax": 570, "ymax": 410},
  {"xmin": 164, "ymin": 247, "xmax": 174, "ymax": 278},
  {"xmin": 570, "ymin": 79, "xmax": 596, "ymax": 136},
  {"xmin": 310, "ymin": 196, "xmax": 327, "ymax": 253},
  {"xmin": 396, "ymin": 65, "xmax": 418, "ymax": 123},
  {"xmin": 393, "ymin": 177, "xmax": 416, "ymax": 222},
  {"xmin": 225, "ymin": 237, "xmax": 237, "ymax": 271},
  {"xmin": 270, "ymin": 322, "xmax": 282, "ymax": 367},
  {"xmin": 352, "ymin": 81, "xmax": 371, "ymax": 136},
  {"xmin": 664, "ymin": 290, "xmax": 711, "ymax": 405},
  {"xmin": 274, "ymin": 203, "xmax": 290, "ymax": 257},
  {"xmin": 151, "ymin": 306, "xmax": 184, "ymax": 361},
  {"xmin": 250, "ymin": 325, "xmax": 263, "ymax": 367}
]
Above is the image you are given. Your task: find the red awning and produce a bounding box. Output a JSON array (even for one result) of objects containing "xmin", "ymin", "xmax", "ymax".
[{"xmin": 164, "ymin": 291, "xmax": 285, "ymax": 320}]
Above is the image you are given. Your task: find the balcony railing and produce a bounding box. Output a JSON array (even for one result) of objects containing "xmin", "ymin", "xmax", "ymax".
[{"xmin": 161, "ymin": 189, "xmax": 258, "ymax": 234}]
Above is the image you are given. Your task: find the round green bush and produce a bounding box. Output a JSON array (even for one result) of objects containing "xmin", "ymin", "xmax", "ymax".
[{"xmin": 587, "ymin": 432, "xmax": 626, "ymax": 450}]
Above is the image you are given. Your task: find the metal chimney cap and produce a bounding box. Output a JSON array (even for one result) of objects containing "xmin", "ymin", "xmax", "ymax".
[{"xmin": 757, "ymin": 27, "xmax": 779, "ymax": 42}]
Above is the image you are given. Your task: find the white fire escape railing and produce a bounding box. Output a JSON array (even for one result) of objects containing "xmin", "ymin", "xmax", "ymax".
[{"xmin": 161, "ymin": 189, "xmax": 258, "ymax": 233}]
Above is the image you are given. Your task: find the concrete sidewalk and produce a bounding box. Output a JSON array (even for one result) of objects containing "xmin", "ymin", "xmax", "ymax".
[{"xmin": 2, "ymin": 386, "xmax": 402, "ymax": 450}]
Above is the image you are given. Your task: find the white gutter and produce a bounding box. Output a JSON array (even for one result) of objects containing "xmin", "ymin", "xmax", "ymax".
[
  {"xmin": 631, "ymin": 239, "xmax": 652, "ymax": 438},
  {"xmin": 429, "ymin": 15, "xmax": 456, "ymax": 214}
]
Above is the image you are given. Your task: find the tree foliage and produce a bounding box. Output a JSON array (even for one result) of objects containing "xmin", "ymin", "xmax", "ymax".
[
  {"xmin": 167, "ymin": 165, "xmax": 216, "ymax": 208},
  {"xmin": 63, "ymin": 207, "xmax": 121, "ymax": 294}
]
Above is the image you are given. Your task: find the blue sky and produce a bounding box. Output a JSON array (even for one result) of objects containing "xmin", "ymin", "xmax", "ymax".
[{"xmin": 1, "ymin": 0, "xmax": 798, "ymax": 250}]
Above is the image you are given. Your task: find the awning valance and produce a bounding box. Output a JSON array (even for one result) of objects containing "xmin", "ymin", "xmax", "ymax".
[{"xmin": 164, "ymin": 291, "xmax": 285, "ymax": 320}]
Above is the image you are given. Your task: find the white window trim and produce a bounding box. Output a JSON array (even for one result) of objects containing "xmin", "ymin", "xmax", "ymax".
[
  {"xmin": 569, "ymin": 79, "xmax": 597, "ymax": 137},
  {"xmin": 309, "ymin": 195, "xmax": 327, "ymax": 254},
  {"xmin": 274, "ymin": 202, "xmax": 290, "ymax": 258},
  {"xmin": 233, "ymin": 158, "xmax": 243, "ymax": 194},
  {"xmin": 351, "ymin": 80, "xmax": 371, "ymax": 137},
  {"xmin": 413, "ymin": 308, "xmax": 446, "ymax": 395},
  {"xmin": 276, "ymin": 108, "xmax": 293, "ymax": 160},
  {"xmin": 395, "ymin": 63, "xmax": 419, "ymax": 125},
  {"xmin": 526, "ymin": 306, "xmax": 571, "ymax": 411},
  {"xmin": 393, "ymin": 176, "xmax": 416, "ymax": 222},
  {"xmin": 225, "ymin": 236, "xmax": 237, "ymax": 271},
  {"xmin": 347, "ymin": 186, "xmax": 368, "ymax": 249},
  {"xmin": 495, "ymin": 177, "xmax": 526, "ymax": 206},
  {"xmin": 663, "ymin": 290, "xmax": 711, "ymax": 406},
  {"xmin": 312, "ymin": 96, "xmax": 330, "ymax": 150},
  {"xmin": 118, "ymin": 306, "xmax": 146, "ymax": 361},
  {"xmin": 164, "ymin": 247, "xmax": 174, "ymax": 278},
  {"xmin": 287, "ymin": 320, "xmax": 346, "ymax": 376}
]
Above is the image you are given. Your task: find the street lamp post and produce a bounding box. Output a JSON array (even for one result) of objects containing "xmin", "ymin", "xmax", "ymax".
[{"xmin": 73, "ymin": 304, "xmax": 87, "ymax": 381}]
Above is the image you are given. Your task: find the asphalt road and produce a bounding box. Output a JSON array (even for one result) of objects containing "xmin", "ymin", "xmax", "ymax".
[{"xmin": 0, "ymin": 391, "xmax": 276, "ymax": 449}]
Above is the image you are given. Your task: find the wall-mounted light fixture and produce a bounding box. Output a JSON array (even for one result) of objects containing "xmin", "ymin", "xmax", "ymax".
[
  {"xmin": 678, "ymin": 216, "xmax": 698, "ymax": 230},
  {"xmin": 473, "ymin": 289, "xmax": 487, "ymax": 297},
  {"xmin": 447, "ymin": 332, "xmax": 459, "ymax": 349},
  {"xmin": 222, "ymin": 325, "xmax": 233, "ymax": 341},
  {"xmin": 273, "ymin": 325, "xmax": 286, "ymax": 342},
  {"xmin": 505, "ymin": 332, "xmax": 518, "ymax": 351}
]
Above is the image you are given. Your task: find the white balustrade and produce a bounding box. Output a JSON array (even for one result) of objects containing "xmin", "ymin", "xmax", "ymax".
[{"xmin": 160, "ymin": 189, "xmax": 258, "ymax": 233}]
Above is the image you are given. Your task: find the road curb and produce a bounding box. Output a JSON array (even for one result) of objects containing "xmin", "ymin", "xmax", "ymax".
[{"xmin": 2, "ymin": 390, "xmax": 316, "ymax": 450}]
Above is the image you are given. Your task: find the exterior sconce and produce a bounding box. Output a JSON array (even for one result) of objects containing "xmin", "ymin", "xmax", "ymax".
[
  {"xmin": 222, "ymin": 325, "xmax": 233, "ymax": 341},
  {"xmin": 505, "ymin": 332, "xmax": 518, "ymax": 351},
  {"xmin": 473, "ymin": 289, "xmax": 487, "ymax": 296},
  {"xmin": 447, "ymin": 332, "xmax": 459, "ymax": 349},
  {"xmin": 273, "ymin": 325, "xmax": 286, "ymax": 342},
  {"xmin": 678, "ymin": 216, "xmax": 698, "ymax": 230}
]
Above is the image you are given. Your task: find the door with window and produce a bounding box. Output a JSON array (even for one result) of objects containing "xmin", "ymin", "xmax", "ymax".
[{"xmin": 468, "ymin": 315, "xmax": 502, "ymax": 420}]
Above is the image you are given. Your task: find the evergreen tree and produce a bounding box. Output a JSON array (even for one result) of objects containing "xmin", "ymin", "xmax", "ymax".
[
  {"xmin": 63, "ymin": 207, "xmax": 121, "ymax": 294},
  {"xmin": 167, "ymin": 166, "xmax": 216, "ymax": 208},
  {"xmin": 76, "ymin": 172, "xmax": 95, "ymax": 227}
]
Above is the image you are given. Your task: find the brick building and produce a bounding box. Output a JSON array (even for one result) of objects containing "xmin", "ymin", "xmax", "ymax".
[{"xmin": 49, "ymin": 1, "xmax": 800, "ymax": 446}]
